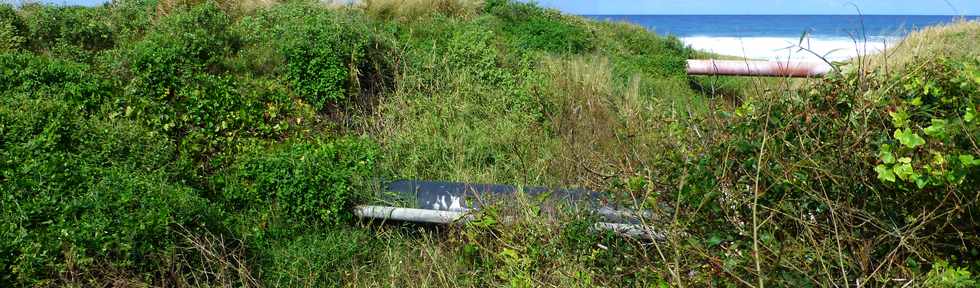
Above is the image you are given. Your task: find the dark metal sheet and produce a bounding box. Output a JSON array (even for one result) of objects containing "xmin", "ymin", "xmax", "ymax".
[{"xmin": 383, "ymin": 180, "xmax": 605, "ymax": 211}]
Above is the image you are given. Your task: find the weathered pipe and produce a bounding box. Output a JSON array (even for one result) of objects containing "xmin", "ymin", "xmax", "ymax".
[
  {"xmin": 686, "ymin": 59, "xmax": 831, "ymax": 77},
  {"xmin": 354, "ymin": 205, "xmax": 663, "ymax": 241},
  {"xmin": 355, "ymin": 205, "xmax": 473, "ymax": 224}
]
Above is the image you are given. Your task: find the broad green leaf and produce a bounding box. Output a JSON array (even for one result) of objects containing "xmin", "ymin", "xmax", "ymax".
[
  {"xmin": 881, "ymin": 144, "xmax": 893, "ymax": 152},
  {"xmin": 875, "ymin": 164, "xmax": 896, "ymax": 182},
  {"xmin": 923, "ymin": 119, "xmax": 948, "ymax": 139},
  {"xmin": 893, "ymin": 163, "xmax": 914, "ymax": 181},
  {"xmin": 966, "ymin": 107, "xmax": 976, "ymax": 123},
  {"xmin": 894, "ymin": 129, "xmax": 925, "ymax": 149},
  {"xmin": 889, "ymin": 110, "xmax": 909, "ymax": 128},
  {"xmin": 908, "ymin": 97, "xmax": 923, "ymax": 106},
  {"xmin": 914, "ymin": 176, "xmax": 928, "ymax": 189},
  {"xmin": 878, "ymin": 149, "xmax": 896, "ymax": 164},
  {"xmin": 960, "ymin": 155, "xmax": 980, "ymax": 167},
  {"xmin": 498, "ymin": 248, "xmax": 519, "ymax": 260},
  {"xmin": 930, "ymin": 152, "xmax": 946, "ymax": 166},
  {"xmin": 707, "ymin": 235, "xmax": 723, "ymax": 247},
  {"xmin": 735, "ymin": 102, "xmax": 755, "ymax": 118}
]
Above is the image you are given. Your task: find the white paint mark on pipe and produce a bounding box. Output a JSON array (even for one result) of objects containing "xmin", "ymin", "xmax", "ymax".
[{"xmin": 432, "ymin": 195, "xmax": 466, "ymax": 211}]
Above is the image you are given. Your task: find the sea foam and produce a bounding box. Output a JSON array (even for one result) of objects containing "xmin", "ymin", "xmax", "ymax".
[{"xmin": 682, "ymin": 36, "xmax": 900, "ymax": 61}]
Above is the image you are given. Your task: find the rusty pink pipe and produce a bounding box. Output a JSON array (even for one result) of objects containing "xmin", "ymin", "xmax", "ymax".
[{"xmin": 686, "ymin": 60, "xmax": 831, "ymax": 77}]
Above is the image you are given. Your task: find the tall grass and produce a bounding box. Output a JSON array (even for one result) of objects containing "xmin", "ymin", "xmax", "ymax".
[
  {"xmin": 359, "ymin": 0, "xmax": 482, "ymax": 21},
  {"xmin": 2, "ymin": 0, "xmax": 977, "ymax": 286},
  {"xmin": 347, "ymin": 193, "xmax": 654, "ymax": 287},
  {"xmin": 154, "ymin": 0, "xmax": 283, "ymax": 16},
  {"xmin": 870, "ymin": 19, "xmax": 980, "ymax": 73},
  {"xmin": 537, "ymin": 55, "xmax": 694, "ymax": 191},
  {"xmin": 366, "ymin": 18, "xmax": 980, "ymax": 287}
]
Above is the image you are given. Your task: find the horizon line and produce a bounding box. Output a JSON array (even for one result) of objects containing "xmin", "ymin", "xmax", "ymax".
[{"xmin": 581, "ymin": 14, "xmax": 980, "ymax": 16}]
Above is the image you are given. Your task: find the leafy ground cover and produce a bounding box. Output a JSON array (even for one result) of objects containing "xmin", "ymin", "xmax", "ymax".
[{"xmin": 0, "ymin": 0, "xmax": 977, "ymax": 286}]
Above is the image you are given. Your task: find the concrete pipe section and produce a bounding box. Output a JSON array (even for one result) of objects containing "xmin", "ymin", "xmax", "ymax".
[{"xmin": 687, "ymin": 59, "xmax": 832, "ymax": 77}]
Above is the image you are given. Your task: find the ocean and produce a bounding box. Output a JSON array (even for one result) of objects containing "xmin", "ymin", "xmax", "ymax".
[{"xmin": 585, "ymin": 15, "xmax": 978, "ymax": 61}]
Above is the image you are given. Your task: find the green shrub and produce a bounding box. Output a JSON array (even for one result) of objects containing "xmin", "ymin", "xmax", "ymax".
[
  {"xmin": 0, "ymin": 22, "xmax": 23, "ymax": 52},
  {"xmin": 673, "ymin": 56, "xmax": 980, "ymax": 285},
  {"xmin": 486, "ymin": 0, "xmax": 593, "ymax": 54},
  {"xmin": 594, "ymin": 21, "xmax": 689, "ymax": 79},
  {"xmin": 242, "ymin": 3, "xmax": 373, "ymax": 110},
  {"xmin": 0, "ymin": 167, "xmax": 210, "ymax": 286},
  {"xmin": 871, "ymin": 59, "xmax": 979, "ymax": 191},
  {"xmin": 20, "ymin": 5, "xmax": 114, "ymax": 52},
  {"xmin": 0, "ymin": 4, "xmax": 26, "ymax": 51},
  {"xmin": 0, "ymin": 96, "xmax": 211, "ymax": 286},
  {"xmin": 135, "ymin": 73, "xmax": 299, "ymax": 187},
  {"xmin": 258, "ymin": 229, "xmax": 377, "ymax": 287},
  {"xmin": 216, "ymin": 138, "xmax": 377, "ymax": 226},
  {"xmin": 0, "ymin": 4, "xmax": 26, "ymax": 35},
  {"xmin": 126, "ymin": 2, "xmax": 235, "ymax": 98},
  {"xmin": 104, "ymin": 0, "xmax": 154, "ymax": 41},
  {"xmin": 121, "ymin": 4, "xmax": 307, "ymax": 187},
  {"xmin": 0, "ymin": 52, "xmax": 108, "ymax": 111},
  {"xmin": 924, "ymin": 260, "xmax": 978, "ymax": 288}
]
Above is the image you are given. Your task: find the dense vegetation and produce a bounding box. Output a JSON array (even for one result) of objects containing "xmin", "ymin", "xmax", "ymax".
[{"xmin": 0, "ymin": 0, "xmax": 977, "ymax": 286}]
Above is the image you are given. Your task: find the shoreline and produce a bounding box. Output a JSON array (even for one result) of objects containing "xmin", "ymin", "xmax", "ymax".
[{"xmin": 682, "ymin": 36, "xmax": 899, "ymax": 61}]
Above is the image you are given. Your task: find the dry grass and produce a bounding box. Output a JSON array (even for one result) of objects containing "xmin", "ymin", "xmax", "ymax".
[
  {"xmin": 172, "ymin": 229, "xmax": 261, "ymax": 288},
  {"xmin": 52, "ymin": 229, "xmax": 260, "ymax": 288},
  {"xmin": 869, "ymin": 19, "xmax": 980, "ymax": 73},
  {"xmin": 540, "ymin": 55, "xmax": 652, "ymax": 190},
  {"xmin": 154, "ymin": 0, "xmax": 282, "ymax": 17},
  {"xmin": 358, "ymin": 0, "xmax": 483, "ymax": 21},
  {"xmin": 344, "ymin": 194, "xmax": 627, "ymax": 287},
  {"xmin": 539, "ymin": 55, "xmax": 708, "ymax": 194},
  {"xmin": 541, "ymin": 56, "xmax": 621, "ymax": 188}
]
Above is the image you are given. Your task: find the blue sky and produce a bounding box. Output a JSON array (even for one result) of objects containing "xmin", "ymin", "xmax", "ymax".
[
  {"xmin": 4, "ymin": 0, "xmax": 979, "ymax": 15},
  {"xmin": 533, "ymin": 0, "xmax": 979, "ymax": 15}
]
